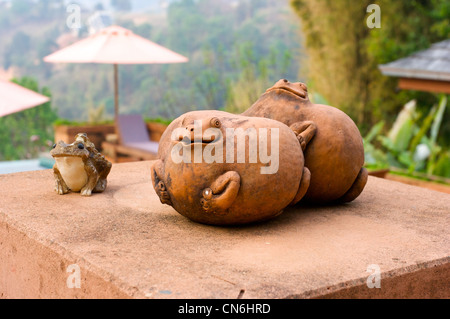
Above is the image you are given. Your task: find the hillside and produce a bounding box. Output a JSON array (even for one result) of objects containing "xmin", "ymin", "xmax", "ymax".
[{"xmin": 1, "ymin": 0, "xmax": 303, "ymax": 121}]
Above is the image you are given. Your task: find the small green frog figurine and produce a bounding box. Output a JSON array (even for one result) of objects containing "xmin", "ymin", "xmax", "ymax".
[{"xmin": 50, "ymin": 133, "xmax": 112, "ymax": 196}]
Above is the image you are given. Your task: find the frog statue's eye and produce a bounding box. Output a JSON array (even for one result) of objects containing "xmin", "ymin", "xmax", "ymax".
[
  {"xmin": 210, "ymin": 117, "xmax": 221, "ymax": 128},
  {"xmin": 77, "ymin": 143, "xmax": 85, "ymax": 150},
  {"xmin": 52, "ymin": 144, "xmax": 56, "ymax": 149}
]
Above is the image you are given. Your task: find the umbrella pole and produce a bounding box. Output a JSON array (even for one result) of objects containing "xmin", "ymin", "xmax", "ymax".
[{"xmin": 114, "ymin": 63, "xmax": 119, "ymax": 120}]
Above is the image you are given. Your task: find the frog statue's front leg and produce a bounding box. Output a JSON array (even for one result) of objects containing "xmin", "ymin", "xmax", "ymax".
[
  {"xmin": 53, "ymin": 164, "xmax": 69, "ymax": 195},
  {"xmin": 81, "ymin": 160, "xmax": 99, "ymax": 196},
  {"xmin": 151, "ymin": 160, "xmax": 172, "ymax": 206},
  {"xmin": 288, "ymin": 121, "xmax": 316, "ymax": 205},
  {"xmin": 201, "ymin": 171, "xmax": 241, "ymax": 215},
  {"xmin": 290, "ymin": 121, "xmax": 317, "ymax": 151}
]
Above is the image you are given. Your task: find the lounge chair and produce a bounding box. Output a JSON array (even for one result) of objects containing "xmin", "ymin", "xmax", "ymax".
[{"xmin": 102, "ymin": 114, "xmax": 159, "ymax": 162}]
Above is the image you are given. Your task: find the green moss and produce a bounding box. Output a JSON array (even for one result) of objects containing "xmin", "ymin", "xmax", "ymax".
[
  {"xmin": 144, "ymin": 117, "xmax": 173, "ymax": 126},
  {"xmin": 53, "ymin": 119, "xmax": 114, "ymax": 126},
  {"xmin": 54, "ymin": 118, "xmax": 173, "ymax": 126},
  {"xmin": 389, "ymin": 170, "xmax": 449, "ymax": 185}
]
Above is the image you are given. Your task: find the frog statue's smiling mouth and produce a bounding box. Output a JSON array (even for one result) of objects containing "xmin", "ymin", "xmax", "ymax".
[
  {"xmin": 52, "ymin": 153, "xmax": 85, "ymax": 158},
  {"xmin": 178, "ymin": 132, "xmax": 223, "ymax": 147},
  {"xmin": 174, "ymin": 116, "xmax": 224, "ymax": 148},
  {"xmin": 266, "ymin": 86, "xmax": 306, "ymax": 99}
]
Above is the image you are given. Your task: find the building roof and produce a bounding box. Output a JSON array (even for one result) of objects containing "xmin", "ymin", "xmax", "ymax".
[{"xmin": 379, "ymin": 39, "xmax": 450, "ymax": 82}]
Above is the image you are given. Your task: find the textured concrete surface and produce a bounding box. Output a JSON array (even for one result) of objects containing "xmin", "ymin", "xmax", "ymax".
[{"xmin": 0, "ymin": 161, "xmax": 448, "ymax": 299}]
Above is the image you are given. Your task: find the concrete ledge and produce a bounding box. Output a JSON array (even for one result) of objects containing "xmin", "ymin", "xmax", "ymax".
[{"xmin": 0, "ymin": 161, "xmax": 448, "ymax": 298}]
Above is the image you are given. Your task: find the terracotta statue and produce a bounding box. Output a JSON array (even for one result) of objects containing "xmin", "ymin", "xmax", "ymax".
[
  {"xmin": 242, "ymin": 79, "xmax": 368, "ymax": 204},
  {"xmin": 50, "ymin": 133, "xmax": 112, "ymax": 196},
  {"xmin": 152, "ymin": 110, "xmax": 315, "ymax": 225}
]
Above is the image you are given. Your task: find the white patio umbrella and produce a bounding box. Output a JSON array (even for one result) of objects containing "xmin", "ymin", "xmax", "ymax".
[
  {"xmin": 44, "ymin": 25, "xmax": 188, "ymax": 120},
  {"xmin": 0, "ymin": 80, "xmax": 50, "ymax": 118}
]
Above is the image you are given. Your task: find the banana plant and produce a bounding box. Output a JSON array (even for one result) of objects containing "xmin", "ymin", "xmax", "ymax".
[
  {"xmin": 363, "ymin": 120, "xmax": 389, "ymax": 169},
  {"xmin": 364, "ymin": 95, "xmax": 449, "ymax": 178}
]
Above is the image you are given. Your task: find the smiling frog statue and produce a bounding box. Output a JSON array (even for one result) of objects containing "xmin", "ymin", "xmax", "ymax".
[
  {"xmin": 152, "ymin": 110, "xmax": 317, "ymax": 225},
  {"xmin": 243, "ymin": 79, "xmax": 368, "ymax": 204}
]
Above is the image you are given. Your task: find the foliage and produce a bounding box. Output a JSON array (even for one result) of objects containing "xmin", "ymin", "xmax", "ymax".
[
  {"xmin": 364, "ymin": 96, "xmax": 449, "ymax": 178},
  {"xmin": 363, "ymin": 121, "xmax": 388, "ymax": 170},
  {"xmin": 290, "ymin": 0, "xmax": 450, "ymax": 138},
  {"xmin": 53, "ymin": 117, "xmax": 171, "ymax": 126},
  {"xmin": 0, "ymin": 77, "xmax": 57, "ymax": 160},
  {"xmin": 110, "ymin": 0, "xmax": 131, "ymax": 12},
  {"xmin": 53, "ymin": 119, "xmax": 114, "ymax": 126},
  {"xmin": 224, "ymin": 39, "xmax": 295, "ymax": 113},
  {"xmin": 0, "ymin": 0, "xmax": 301, "ymax": 123},
  {"xmin": 3, "ymin": 31, "xmax": 29, "ymax": 69},
  {"xmin": 144, "ymin": 117, "xmax": 173, "ymax": 126}
]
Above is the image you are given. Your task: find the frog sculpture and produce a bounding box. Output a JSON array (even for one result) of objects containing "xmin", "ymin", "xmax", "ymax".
[
  {"xmin": 50, "ymin": 133, "xmax": 112, "ymax": 196},
  {"xmin": 243, "ymin": 79, "xmax": 368, "ymax": 204},
  {"xmin": 152, "ymin": 110, "xmax": 316, "ymax": 225}
]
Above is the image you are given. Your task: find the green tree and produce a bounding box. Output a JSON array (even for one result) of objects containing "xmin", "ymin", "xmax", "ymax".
[
  {"xmin": 0, "ymin": 77, "xmax": 57, "ymax": 161},
  {"xmin": 0, "ymin": 10, "xmax": 11, "ymax": 28},
  {"xmin": 290, "ymin": 0, "xmax": 449, "ymax": 131},
  {"xmin": 94, "ymin": 2, "xmax": 105, "ymax": 11},
  {"xmin": 110, "ymin": 0, "xmax": 131, "ymax": 11},
  {"xmin": 11, "ymin": 0, "xmax": 32, "ymax": 16},
  {"xmin": 3, "ymin": 31, "xmax": 31, "ymax": 69},
  {"xmin": 1, "ymin": 0, "xmax": 301, "ymax": 122}
]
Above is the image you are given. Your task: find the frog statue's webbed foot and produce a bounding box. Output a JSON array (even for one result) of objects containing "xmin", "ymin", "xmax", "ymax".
[
  {"xmin": 156, "ymin": 180, "xmax": 172, "ymax": 205},
  {"xmin": 200, "ymin": 171, "xmax": 241, "ymax": 215},
  {"xmin": 53, "ymin": 165, "xmax": 69, "ymax": 195},
  {"xmin": 335, "ymin": 167, "xmax": 368, "ymax": 204},
  {"xmin": 81, "ymin": 161, "xmax": 99, "ymax": 196},
  {"xmin": 289, "ymin": 167, "xmax": 311, "ymax": 206},
  {"xmin": 93, "ymin": 160, "xmax": 112, "ymax": 193},
  {"xmin": 151, "ymin": 160, "xmax": 172, "ymax": 206},
  {"xmin": 290, "ymin": 121, "xmax": 317, "ymax": 151}
]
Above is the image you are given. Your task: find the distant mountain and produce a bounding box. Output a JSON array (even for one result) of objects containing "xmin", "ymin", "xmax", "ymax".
[
  {"xmin": 1, "ymin": 0, "xmax": 302, "ymax": 121},
  {"xmin": 63, "ymin": 0, "xmax": 177, "ymax": 13}
]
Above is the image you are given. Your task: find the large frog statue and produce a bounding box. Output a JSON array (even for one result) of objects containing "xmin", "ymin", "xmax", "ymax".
[
  {"xmin": 50, "ymin": 133, "xmax": 112, "ymax": 196},
  {"xmin": 242, "ymin": 79, "xmax": 368, "ymax": 204},
  {"xmin": 152, "ymin": 110, "xmax": 316, "ymax": 225}
]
